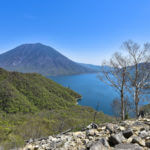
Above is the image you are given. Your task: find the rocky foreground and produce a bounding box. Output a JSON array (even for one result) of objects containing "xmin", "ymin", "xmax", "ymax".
[{"xmin": 23, "ymin": 117, "xmax": 150, "ymax": 150}]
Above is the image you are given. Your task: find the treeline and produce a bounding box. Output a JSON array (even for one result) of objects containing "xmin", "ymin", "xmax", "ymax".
[{"xmin": 100, "ymin": 40, "xmax": 150, "ymax": 120}]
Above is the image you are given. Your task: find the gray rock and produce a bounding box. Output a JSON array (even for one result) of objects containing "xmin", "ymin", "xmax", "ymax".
[
  {"xmin": 108, "ymin": 133, "xmax": 125, "ymax": 146},
  {"xmin": 123, "ymin": 129, "xmax": 133, "ymax": 139},
  {"xmin": 99, "ymin": 138, "xmax": 110, "ymax": 148},
  {"xmin": 86, "ymin": 129, "xmax": 98, "ymax": 136},
  {"xmin": 132, "ymin": 136, "xmax": 145, "ymax": 146},
  {"xmin": 87, "ymin": 123, "xmax": 98, "ymax": 129},
  {"xmin": 146, "ymin": 140, "xmax": 150, "ymax": 148},
  {"xmin": 114, "ymin": 143, "xmax": 143, "ymax": 150},
  {"xmin": 106, "ymin": 123, "xmax": 117, "ymax": 133},
  {"xmin": 139, "ymin": 130, "xmax": 149, "ymax": 139},
  {"xmin": 90, "ymin": 140, "xmax": 108, "ymax": 150}
]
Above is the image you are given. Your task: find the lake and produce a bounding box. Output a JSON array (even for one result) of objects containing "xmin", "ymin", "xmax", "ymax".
[{"xmin": 49, "ymin": 73, "xmax": 118, "ymax": 115}]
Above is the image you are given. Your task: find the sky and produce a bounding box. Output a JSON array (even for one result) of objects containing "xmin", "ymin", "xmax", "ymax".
[{"xmin": 0, "ymin": 0, "xmax": 150, "ymax": 65}]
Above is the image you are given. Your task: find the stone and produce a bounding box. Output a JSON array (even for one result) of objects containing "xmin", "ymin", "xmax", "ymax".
[
  {"xmin": 73, "ymin": 131, "xmax": 86, "ymax": 139},
  {"xmin": 132, "ymin": 136, "xmax": 145, "ymax": 146},
  {"xmin": 99, "ymin": 138, "xmax": 110, "ymax": 148},
  {"xmin": 114, "ymin": 143, "xmax": 143, "ymax": 150},
  {"xmin": 88, "ymin": 136, "xmax": 94, "ymax": 140},
  {"xmin": 22, "ymin": 117, "xmax": 150, "ymax": 150},
  {"xmin": 119, "ymin": 126, "xmax": 126, "ymax": 131},
  {"xmin": 106, "ymin": 123, "xmax": 117, "ymax": 133},
  {"xmin": 123, "ymin": 129, "xmax": 133, "ymax": 138},
  {"xmin": 146, "ymin": 140, "xmax": 150, "ymax": 148},
  {"xmin": 97, "ymin": 126, "xmax": 106, "ymax": 132},
  {"xmin": 87, "ymin": 123, "xmax": 98, "ymax": 129},
  {"xmin": 89, "ymin": 140, "xmax": 108, "ymax": 150},
  {"xmin": 86, "ymin": 129, "xmax": 98, "ymax": 136},
  {"xmin": 139, "ymin": 130, "xmax": 148, "ymax": 139},
  {"xmin": 108, "ymin": 133, "xmax": 125, "ymax": 146},
  {"xmin": 83, "ymin": 138, "xmax": 89, "ymax": 144}
]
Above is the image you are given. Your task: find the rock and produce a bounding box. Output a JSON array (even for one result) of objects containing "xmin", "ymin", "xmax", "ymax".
[
  {"xmin": 83, "ymin": 138, "xmax": 89, "ymax": 144},
  {"xmin": 126, "ymin": 136, "xmax": 133, "ymax": 143},
  {"xmin": 86, "ymin": 129, "xmax": 99, "ymax": 136},
  {"xmin": 132, "ymin": 136, "xmax": 145, "ymax": 146},
  {"xmin": 29, "ymin": 138, "xmax": 33, "ymax": 143},
  {"xmin": 22, "ymin": 117, "xmax": 150, "ymax": 150},
  {"xmin": 108, "ymin": 133, "xmax": 125, "ymax": 146},
  {"xmin": 106, "ymin": 123, "xmax": 117, "ymax": 133},
  {"xmin": 119, "ymin": 126, "xmax": 126, "ymax": 131},
  {"xmin": 114, "ymin": 143, "xmax": 143, "ymax": 150},
  {"xmin": 88, "ymin": 136, "xmax": 94, "ymax": 140},
  {"xmin": 123, "ymin": 129, "xmax": 133, "ymax": 138},
  {"xmin": 99, "ymin": 138, "xmax": 110, "ymax": 148},
  {"xmin": 89, "ymin": 140, "xmax": 108, "ymax": 150},
  {"xmin": 146, "ymin": 140, "xmax": 150, "ymax": 148},
  {"xmin": 139, "ymin": 130, "xmax": 149, "ymax": 139},
  {"xmin": 97, "ymin": 126, "xmax": 106, "ymax": 132},
  {"xmin": 87, "ymin": 123, "xmax": 98, "ymax": 129},
  {"xmin": 73, "ymin": 131, "xmax": 86, "ymax": 139}
]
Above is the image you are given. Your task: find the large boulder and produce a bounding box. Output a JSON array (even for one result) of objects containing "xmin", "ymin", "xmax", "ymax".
[
  {"xmin": 89, "ymin": 140, "xmax": 108, "ymax": 150},
  {"xmin": 106, "ymin": 123, "xmax": 117, "ymax": 134},
  {"xmin": 132, "ymin": 136, "xmax": 145, "ymax": 146},
  {"xmin": 123, "ymin": 129, "xmax": 133, "ymax": 139},
  {"xmin": 86, "ymin": 129, "xmax": 99, "ymax": 136},
  {"xmin": 114, "ymin": 143, "xmax": 143, "ymax": 150},
  {"xmin": 139, "ymin": 130, "xmax": 149, "ymax": 139},
  {"xmin": 108, "ymin": 133, "xmax": 125, "ymax": 146},
  {"xmin": 146, "ymin": 139, "xmax": 150, "ymax": 148}
]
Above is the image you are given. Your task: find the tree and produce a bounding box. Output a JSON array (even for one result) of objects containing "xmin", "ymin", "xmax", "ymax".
[
  {"xmin": 93, "ymin": 101, "xmax": 100, "ymax": 123},
  {"xmin": 111, "ymin": 97, "xmax": 133, "ymax": 120},
  {"xmin": 111, "ymin": 98, "xmax": 121, "ymax": 120},
  {"xmin": 99, "ymin": 52, "xmax": 128, "ymax": 120},
  {"xmin": 123, "ymin": 40, "xmax": 150, "ymax": 117}
]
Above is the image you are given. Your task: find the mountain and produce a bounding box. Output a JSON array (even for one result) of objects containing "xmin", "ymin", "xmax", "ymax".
[
  {"xmin": 0, "ymin": 68, "xmax": 81, "ymax": 113},
  {"xmin": 79, "ymin": 63, "xmax": 112, "ymax": 72},
  {"xmin": 0, "ymin": 43, "xmax": 96, "ymax": 76},
  {"xmin": 79, "ymin": 63, "xmax": 102, "ymax": 72}
]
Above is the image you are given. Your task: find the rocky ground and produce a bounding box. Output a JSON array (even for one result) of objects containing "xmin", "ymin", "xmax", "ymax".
[{"xmin": 23, "ymin": 117, "xmax": 150, "ymax": 150}]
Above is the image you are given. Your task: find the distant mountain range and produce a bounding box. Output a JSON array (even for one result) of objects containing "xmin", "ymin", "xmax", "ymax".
[{"xmin": 0, "ymin": 43, "xmax": 100, "ymax": 76}]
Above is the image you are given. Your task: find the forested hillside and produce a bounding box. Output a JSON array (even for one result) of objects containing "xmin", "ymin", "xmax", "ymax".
[{"xmin": 0, "ymin": 68, "xmax": 113, "ymax": 149}]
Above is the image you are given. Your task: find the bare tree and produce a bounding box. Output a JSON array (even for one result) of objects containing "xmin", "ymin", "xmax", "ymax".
[
  {"xmin": 99, "ymin": 52, "xmax": 128, "ymax": 120},
  {"xmin": 93, "ymin": 101, "xmax": 100, "ymax": 123},
  {"xmin": 111, "ymin": 98, "xmax": 121, "ymax": 120},
  {"xmin": 123, "ymin": 40, "xmax": 150, "ymax": 117},
  {"xmin": 111, "ymin": 97, "xmax": 133, "ymax": 120}
]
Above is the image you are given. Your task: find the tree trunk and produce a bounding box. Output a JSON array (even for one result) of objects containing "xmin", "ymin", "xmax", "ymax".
[
  {"xmin": 135, "ymin": 102, "xmax": 139, "ymax": 118},
  {"xmin": 121, "ymin": 90, "xmax": 125, "ymax": 120},
  {"xmin": 135, "ymin": 87, "xmax": 139, "ymax": 118}
]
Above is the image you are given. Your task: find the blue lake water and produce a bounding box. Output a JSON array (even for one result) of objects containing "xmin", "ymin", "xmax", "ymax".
[{"xmin": 49, "ymin": 73, "xmax": 119, "ymax": 115}]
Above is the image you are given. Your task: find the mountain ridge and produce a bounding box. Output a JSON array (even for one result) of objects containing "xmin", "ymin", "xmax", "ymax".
[{"xmin": 0, "ymin": 43, "xmax": 97, "ymax": 76}]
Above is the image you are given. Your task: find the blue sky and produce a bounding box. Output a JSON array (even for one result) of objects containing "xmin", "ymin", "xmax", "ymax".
[{"xmin": 0, "ymin": 0, "xmax": 150, "ymax": 65}]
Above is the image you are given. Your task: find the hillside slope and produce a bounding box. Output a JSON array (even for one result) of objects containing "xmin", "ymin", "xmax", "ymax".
[
  {"xmin": 0, "ymin": 43, "xmax": 95, "ymax": 76},
  {"xmin": 0, "ymin": 68, "xmax": 113, "ymax": 149},
  {"xmin": 0, "ymin": 68, "xmax": 81, "ymax": 113}
]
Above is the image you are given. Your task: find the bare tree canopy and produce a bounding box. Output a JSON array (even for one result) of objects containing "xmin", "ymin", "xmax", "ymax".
[
  {"xmin": 100, "ymin": 40, "xmax": 150, "ymax": 119},
  {"xmin": 123, "ymin": 40, "xmax": 150, "ymax": 117},
  {"xmin": 99, "ymin": 52, "xmax": 128, "ymax": 120}
]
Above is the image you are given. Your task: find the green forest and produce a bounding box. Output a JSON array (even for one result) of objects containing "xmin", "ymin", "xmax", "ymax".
[{"xmin": 0, "ymin": 68, "xmax": 113, "ymax": 149}]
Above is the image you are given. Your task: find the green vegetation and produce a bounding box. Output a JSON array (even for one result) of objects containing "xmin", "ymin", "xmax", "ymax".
[
  {"xmin": 0, "ymin": 68, "xmax": 80, "ymax": 113},
  {"xmin": 0, "ymin": 68, "xmax": 113, "ymax": 149},
  {"xmin": 141, "ymin": 104, "xmax": 150, "ymax": 114}
]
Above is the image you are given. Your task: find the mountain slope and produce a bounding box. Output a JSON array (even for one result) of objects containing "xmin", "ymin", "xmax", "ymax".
[
  {"xmin": 0, "ymin": 68, "xmax": 81, "ymax": 113},
  {"xmin": 79, "ymin": 63, "xmax": 112, "ymax": 72},
  {"xmin": 0, "ymin": 43, "xmax": 95, "ymax": 76}
]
